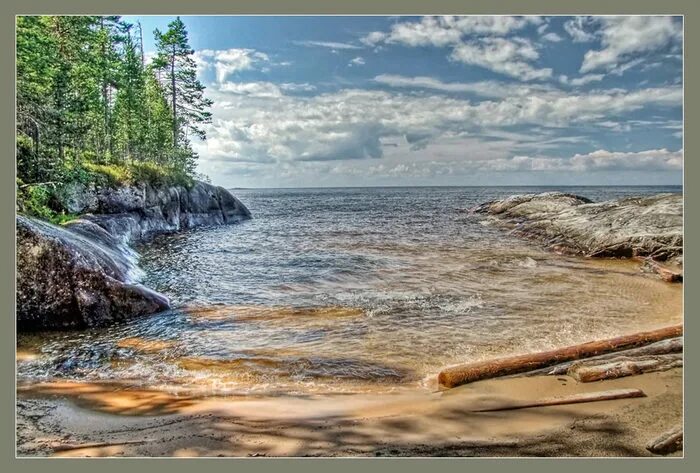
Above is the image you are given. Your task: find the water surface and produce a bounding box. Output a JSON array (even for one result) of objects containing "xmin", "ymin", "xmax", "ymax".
[{"xmin": 17, "ymin": 186, "xmax": 683, "ymax": 395}]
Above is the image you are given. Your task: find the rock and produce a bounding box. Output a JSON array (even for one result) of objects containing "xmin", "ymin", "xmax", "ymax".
[
  {"xmin": 471, "ymin": 192, "xmax": 682, "ymax": 262},
  {"xmin": 16, "ymin": 215, "xmax": 170, "ymax": 330},
  {"xmin": 62, "ymin": 180, "xmax": 251, "ymax": 244},
  {"xmin": 96, "ymin": 185, "xmax": 146, "ymax": 214},
  {"xmin": 17, "ymin": 180, "xmax": 250, "ymax": 331},
  {"xmin": 59, "ymin": 182, "xmax": 99, "ymax": 214}
]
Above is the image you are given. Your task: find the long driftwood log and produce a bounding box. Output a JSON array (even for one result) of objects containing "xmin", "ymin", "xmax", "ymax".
[
  {"xmin": 646, "ymin": 426, "xmax": 683, "ymax": 455},
  {"xmin": 519, "ymin": 337, "xmax": 683, "ymax": 377},
  {"xmin": 472, "ymin": 388, "xmax": 646, "ymax": 412},
  {"xmin": 567, "ymin": 353, "xmax": 683, "ymax": 383},
  {"xmin": 438, "ymin": 324, "xmax": 682, "ymax": 389}
]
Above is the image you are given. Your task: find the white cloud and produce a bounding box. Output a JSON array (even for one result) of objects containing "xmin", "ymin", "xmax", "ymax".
[
  {"xmin": 293, "ymin": 40, "xmax": 363, "ymax": 50},
  {"xmin": 373, "ymin": 74, "xmax": 558, "ymax": 98},
  {"xmin": 196, "ymin": 48, "xmax": 270, "ymax": 83},
  {"xmin": 608, "ymin": 58, "xmax": 645, "ymax": 76},
  {"xmin": 348, "ymin": 56, "xmax": 366, "ymax": 67},
  {"xmin": 564, "ymin": 16, "xmax": 598, "ymax": 42},
  {"xmin": 321, "ymin": 148, "xmax": 683, "ymax": 181},
  {"xmin": 559, "ymin": 73, "xmax": 605, "ymax": 86},
  {"xmin": 194, "ymin": 84, "xmax": 681, "ymax": 171},
  {"xmin": 359, "ymin": 16, "xmax": 552, "ymax": 81},
  {"xmin": 450, "ymin": 37, "xmax": 552, "ymax": 80},
  {"xmin": 361, "ymin": 16, "xmax": 542, "ymax": 47},
  {"xmin": 279, "ymin": 82, "xmax": 317, "ymax": 92},
  {"xmin": 542, "ymin": 32, "xmax": 563, "ymax": 42},
  {"xmin": 360, "ymin": 31, "xmax": 388, "ymax": 46},
  {"xmin": 218, "ymin": 81, "xmax": 282, "ymax": 98},
  {"xmin": 580, "ymin": 16, "xmax": 682, "ymax": 73},
  {"xmin": 568, "ymin": 148, "xmax": 682, "ymax": 171}
]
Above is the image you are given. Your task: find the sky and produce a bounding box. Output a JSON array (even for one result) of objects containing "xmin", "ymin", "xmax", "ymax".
[{"xmin": 122, "ymin": 15, "xmax": 683, "ymax": 188}]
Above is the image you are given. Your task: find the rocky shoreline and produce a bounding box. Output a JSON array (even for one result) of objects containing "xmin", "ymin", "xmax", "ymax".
[
  {"xmin": 16, "ymin": 180, "xmax": 251, "ymax": 331},
  {"xmin": 470, "ymin": 192, "xmax": 683, "ymax": 280}
]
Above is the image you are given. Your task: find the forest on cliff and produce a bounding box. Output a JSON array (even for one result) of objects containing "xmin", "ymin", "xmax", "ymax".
[{"xmin": 16, "ymin": 16, "xmax": 212, "ymax": 222}]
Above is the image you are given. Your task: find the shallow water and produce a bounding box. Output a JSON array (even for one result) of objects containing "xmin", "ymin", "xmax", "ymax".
[{"xmin": 17, "ymin": 186, "xmax": 683, "ymax": 395}]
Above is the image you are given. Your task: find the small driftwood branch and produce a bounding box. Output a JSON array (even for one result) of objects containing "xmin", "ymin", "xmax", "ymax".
[
  {"xmin": 567, "ymin": 354, "xmax": 683, "ymax": 383},
  {"xmin": 438, "ymin": 324, "xmax": 682, "ymax": 388},
  {"xmin": 647, "ymin": 426, "xmax": 683, "ymax": 455},
  {"xmin": 472, "ymin": 388, "xmax": 645, "ymax": 412}
]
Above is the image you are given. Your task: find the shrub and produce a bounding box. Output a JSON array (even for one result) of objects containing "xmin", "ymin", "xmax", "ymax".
[
  {"xmin": 16, "ymin": 182, "xmax": 77, "ymax": 224},
  {"xmin": 81, "ymin": 162, "xmax": 134, "ymax": 187},
  {"xmin": 130, "ymin": 160, "xmax": 194, "ymax": 188}
]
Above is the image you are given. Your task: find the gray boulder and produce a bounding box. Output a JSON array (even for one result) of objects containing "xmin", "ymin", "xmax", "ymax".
[
  {"xmin": 16, "ymin": 216, "xmax": 170, "ymax": 330},
  {"xmin": 472, "ymin": 192, "xmax": 682, "ymax": 262},
  {"xmin": 72, "ymin": 180, "xmax": 252, "ymax": 244},
  {"xmin": 16, "ymin": 180, "xmax": 251, "ymax": 331}
]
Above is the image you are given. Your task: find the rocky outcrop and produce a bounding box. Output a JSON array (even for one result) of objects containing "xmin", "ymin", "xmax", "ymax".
[
  {"xmin": 17, "ymin": 180, "xmax": 251, "ymax": 330},
  {"xmin": 61, "ymin": 180, "xmax": 251, "ymax": 244},
  {"xmin": 16, "ymin": 216, "xmax": 169, "ymax": 330},
  {"xmin": 472, "ymin": 192, "xmax": 682, "ymax": 263}
]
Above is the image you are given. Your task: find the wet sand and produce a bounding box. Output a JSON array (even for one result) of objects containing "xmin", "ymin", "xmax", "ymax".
[{"xmin": 16, "ymin": 367, "xmax": 682, "ymax": 457}]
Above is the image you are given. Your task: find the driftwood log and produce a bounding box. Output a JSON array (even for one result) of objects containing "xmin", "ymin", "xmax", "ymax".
[
  {"xmin": 519, "ymin": 337, "xmax": 683, "ymax": 377},
  {"xmin": 438, "ymin": 324, "xmax": 682, "ymax": 388},
  {"xmin": 568, "ymin": 354, "xmax": 683, "ymax": 383},
  {"xmin": 472, "ymin": 388, "xmax": 646, "ymax": 412},
  {"xmin": 646, "ymin": 426, "xmax": 683, "ymax": 455}
]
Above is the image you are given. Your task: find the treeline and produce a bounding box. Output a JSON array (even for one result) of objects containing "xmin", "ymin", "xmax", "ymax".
[{"xmin": 16, "ymin": 16, "xmax": 212, "ymax": 202}]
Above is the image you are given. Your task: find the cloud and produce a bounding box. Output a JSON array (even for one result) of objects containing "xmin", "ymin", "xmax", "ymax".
[
  {"xmin": 373, "ymin": 74, "xmax": 558, "ymax": 98},
  {"xmin": 542, "ymin": 32, "xmax": 563, "ymax": 42},
  {"xmin": 360, "ymin": 31, "xmax": 388, "ymax": 46},
  {"xmin": 360, "ymin": 16, "xmax": 550, "ymax": 80},
  {"xmin": 218, "ymin": 81, "xmax": 282, "ymax": 98},
  {"xmin": 293, "ymin": 40, "xmax": 363, "ymax": 50},
  {"xmin": 496, "ymin": 148, "xmax": 683, "ymax": 172},
  {"xmin": 348, "ymin": 56, "xmax": 365, "ymax": 67},
  {"xmin": 563, "ymin": 16, "xmax": 598, "ymax": 42},
  {"xmin": 568, "ymin": 148, "xmax": 683, "ymax": 171},
  {"xmin": 559, "ymin": 73, "xmax": 605, "ymax": 86},
  {"xmin": 195, "ymin": 48, "xmax": 270, "ymax": 83},
  {"xmin": 321, "ymin": 148, "xmax": 683, "ymax": 182},
  {"xmin": 194, "ymin": 83, "xmax": 681, "ymax": 172},
  {"xmin": 449, "ymin": 37, "xmax": 552, "ymax": 80},
  {"xmin": 580, "ymin": 16, "xmax": 682, "ymax": 73},
  {"xmin": 216, "ymin": 82, "xmax": 316, "ymax": 98},
  {"xmin": 279, "ymin": 82, "xmax": 317, "ymax": 92},
  {"xmin": 361, "ymin": 16, "xmax": 542, "ymax": 47}
]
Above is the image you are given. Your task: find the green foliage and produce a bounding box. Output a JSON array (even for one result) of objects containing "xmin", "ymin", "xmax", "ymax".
[
  {"xmin": 16, "ymin": 15, "xmax": 211, "ymax": 218},
  {"xmin": 17, "ymin": 183, "xmax": 55, "ymax": 221},
  {"xmin": 129, "ymin": 160, "xmax": 194, "ymax": 188},
  {"xmin": 82, "ymin": 161, "xmax": 134, "ymax": 186}
]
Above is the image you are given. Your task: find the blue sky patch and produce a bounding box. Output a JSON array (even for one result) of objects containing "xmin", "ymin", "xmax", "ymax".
[{"xmin": 123, "ymin": 15, "xmax": 683, "ymax": 187}]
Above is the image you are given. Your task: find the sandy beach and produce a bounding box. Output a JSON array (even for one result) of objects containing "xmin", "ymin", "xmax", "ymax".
[{"xmin": 16, "ymin": 365, "xmax": 683, "ymax": 457}]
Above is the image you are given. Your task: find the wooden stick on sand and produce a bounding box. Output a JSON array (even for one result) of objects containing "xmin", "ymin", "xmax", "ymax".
[
  {"xmin": 647, "ymin": 426, "xmax": 683, "ymax": 455},
  {"xmin": 438, "ymin": 324, "xmax": 682, "ymax": 388},
  {"xmin": 472, "ymin": 388, "xmax": 646, "ymax": 412}
]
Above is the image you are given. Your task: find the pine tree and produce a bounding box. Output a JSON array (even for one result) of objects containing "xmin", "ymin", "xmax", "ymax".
[
  {"xmin": 152, "ymin": 17, "xmax": 212, "ymax": 148},
  {"xmin": 95, "ymin": 16, "xmax": 129, "ymax": 158},
  {"xmin": 16, "ymin": 14, "xmax": 213, "ymax": 203},
  {"xmin": 113, "ymin": 28, "xmax": 147, "ymax": 159}
]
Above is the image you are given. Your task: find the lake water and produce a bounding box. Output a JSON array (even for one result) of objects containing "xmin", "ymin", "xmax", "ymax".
[{"xmin": 17, "ymin": 186, "xmax": 683, "ymax": 396}]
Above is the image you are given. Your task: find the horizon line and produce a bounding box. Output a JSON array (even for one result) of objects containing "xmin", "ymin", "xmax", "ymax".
[{"xmin": 226, "ymin": 184, "xmax": 684, "ymax": 190}]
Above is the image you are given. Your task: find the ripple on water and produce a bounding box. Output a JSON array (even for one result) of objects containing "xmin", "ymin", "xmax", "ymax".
[{"xmin": 17, "ymin": 186, "xmax": 683, "ymax": 395}]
